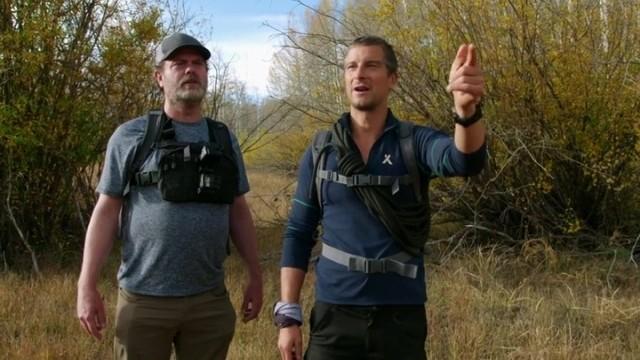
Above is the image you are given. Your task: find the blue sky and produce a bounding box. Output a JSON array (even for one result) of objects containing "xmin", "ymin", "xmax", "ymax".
[{"xmin": 181, "ymin": 0, "xmax": 318, "ymax": 97}]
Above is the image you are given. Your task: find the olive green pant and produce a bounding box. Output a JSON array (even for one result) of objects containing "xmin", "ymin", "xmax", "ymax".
[{"xmin": 114, "ymin": 287, "xmax": 236, "ymax": 360}]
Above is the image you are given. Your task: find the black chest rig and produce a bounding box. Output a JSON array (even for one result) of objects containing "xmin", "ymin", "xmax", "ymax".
[{"xmin": 130, "ymin": 111, "xmax": 238, "ymax": 204}]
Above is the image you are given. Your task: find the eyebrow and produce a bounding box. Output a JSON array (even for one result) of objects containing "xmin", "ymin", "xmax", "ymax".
[{"xmin": 344, "ymin": 60, "xmax": 384, "ymax": 66}]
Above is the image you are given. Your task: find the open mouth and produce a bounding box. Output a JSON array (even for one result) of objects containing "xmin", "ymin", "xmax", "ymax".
[{"xmin": 354, "ymin": 85, "xmax": 370, "ymax": 93}]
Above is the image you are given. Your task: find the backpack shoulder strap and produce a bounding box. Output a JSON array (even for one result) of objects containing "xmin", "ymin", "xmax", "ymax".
[
  {"xmin": 396, "ymin": 121, "xmax": 423, "ymax": 202},
  {"xmin": 310, "ymin": 130, "xmax": 332, "ymax": 208},
  {"xmin": 126, "ymin": 110, "xmax": 163, "ymax": 192},
  {"xmin": 311, "ymin": 130, "xmax": 331, "ymax": 167}
]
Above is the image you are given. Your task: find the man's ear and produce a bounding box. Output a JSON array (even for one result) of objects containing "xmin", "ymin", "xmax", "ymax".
[
  {"xmin": 389, "ymin": 71, "xmax": 398, "ymax": 88},
  {"xmin": 154, "ymin": 69, "xmax": 164, "ymax": 90}
]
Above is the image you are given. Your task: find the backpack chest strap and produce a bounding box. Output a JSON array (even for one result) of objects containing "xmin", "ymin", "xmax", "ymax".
[
  {"xmin": 321, "ymin": 243, "xmax": 418, "ymax": 279},
  {"xmin": 317, "ymin": 170, "xmax": 412, "ymax": 188}
]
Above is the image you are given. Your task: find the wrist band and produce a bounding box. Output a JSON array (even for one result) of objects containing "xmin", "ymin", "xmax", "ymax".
[
  {"xmin": 273, "ymin": 301, "xmax": 303, "ymax": 328},
  {"xmin": 453, "ymin": 104, "xmax": 483, "ymax": 128},
  {"xmin": 274, "ymin": 313, "xmax": 302, "ymax": 329}
]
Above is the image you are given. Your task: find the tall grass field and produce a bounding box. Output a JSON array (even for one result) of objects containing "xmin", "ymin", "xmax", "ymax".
[{"xmin": 1, "ymin": 169, "xmax": 639, "ymax": 359}]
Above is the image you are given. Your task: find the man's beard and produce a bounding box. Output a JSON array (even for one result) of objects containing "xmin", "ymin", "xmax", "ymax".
[
  {"xmin": 175, "ymin": 86, "xmax": 205, "ymax": 103},
  {"xmin": 174, "ymin": 77, "xmax": 206, "ymax": 103}
]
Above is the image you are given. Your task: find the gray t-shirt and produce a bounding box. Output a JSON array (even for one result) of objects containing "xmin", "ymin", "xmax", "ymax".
[{"xmin": 97, "ymin": 115, "xmax": 250, "ymax": 296}]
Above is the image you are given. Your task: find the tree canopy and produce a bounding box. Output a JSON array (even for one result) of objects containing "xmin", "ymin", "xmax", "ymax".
[
  {"xmin": 269, "ymin": 0, "xmax": 640, "ymax": 249},
  {"xmin": 2, "ymin": 0, "xmax": 639, "ymax": 271}
]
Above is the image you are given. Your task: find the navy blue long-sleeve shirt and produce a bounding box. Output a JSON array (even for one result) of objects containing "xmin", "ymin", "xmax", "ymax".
[{"xmin": 281, "ymin": 111, "xmax": 486, "ymax": 305}]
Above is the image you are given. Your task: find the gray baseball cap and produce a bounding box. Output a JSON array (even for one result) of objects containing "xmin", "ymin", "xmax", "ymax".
[{"xmin": 155, "ymin": 32, "xmax": 211, "ymax": 66}]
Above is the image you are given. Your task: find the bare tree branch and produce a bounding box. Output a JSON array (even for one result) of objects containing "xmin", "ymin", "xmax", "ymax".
[{"xmin": 6, "ymin": 170, "xmax": 40, "ymax": 276}]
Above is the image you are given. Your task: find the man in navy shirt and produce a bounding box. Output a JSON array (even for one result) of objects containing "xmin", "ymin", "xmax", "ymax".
[{"xmin": 276, "ymin": 35, "xmax": 486, "ymax": 360}]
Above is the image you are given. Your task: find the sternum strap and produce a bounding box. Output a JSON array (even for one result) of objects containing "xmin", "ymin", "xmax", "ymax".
[
  {"xmin": 321, "ymin": 243, "xmax": 418, "ymax": 279},
  {"xmin": 317, "ymin": 170, "xmax": 412, "ymax": 187}
]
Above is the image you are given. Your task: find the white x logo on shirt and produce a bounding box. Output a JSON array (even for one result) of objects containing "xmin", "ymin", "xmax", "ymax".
[{"xmin": 382, "ymin": 154, "xmax": 393, "ymax": 165}]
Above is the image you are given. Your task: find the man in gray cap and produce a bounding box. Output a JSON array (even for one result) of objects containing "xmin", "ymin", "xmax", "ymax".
[{"xmin": 77, "ymin": 32, "xmax": 263, "ymax": 359}]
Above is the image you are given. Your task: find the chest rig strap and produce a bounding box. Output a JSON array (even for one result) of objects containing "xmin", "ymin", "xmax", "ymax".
[{"xmin": 132, "ymin": 116, "xmax": 225, "ymax": 187}]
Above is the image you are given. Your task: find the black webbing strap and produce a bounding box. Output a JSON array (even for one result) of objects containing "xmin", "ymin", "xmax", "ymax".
[
  {"xmin": 396, "ymin": 121, "xmax": 422, "ymax": 202},
  {"xmin": 317, "ymin": 170, "xmax": 412, "ymax": 189},
  {"xmin": 125, "ymin": 110, "xmax": 163, "ymax": 194},
  {"xmin": 206, "ymin": 118, "xmax": 233, "ymax": 155},
  {"xmin": 133, "ymin": 170, "xmax": 160, "ymax": 186},
  {"xmin": 310, "ymin": 130, "xmax": 332, "ymax": 208}
]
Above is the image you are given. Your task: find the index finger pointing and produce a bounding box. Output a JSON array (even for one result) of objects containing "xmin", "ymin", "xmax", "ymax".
[
  {"xmin": 450, "ymin": 44, "xmax": 468, "ymax": 73},
  {"xmin": 465, "ymin": 44, "xmax": 479, "ymax": 67}
]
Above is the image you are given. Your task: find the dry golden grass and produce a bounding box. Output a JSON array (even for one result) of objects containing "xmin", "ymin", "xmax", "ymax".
[
  {"xmin": 426, "ymin": 248, "xmax": 640, "ymax": 359},
  {"xmin": 1, "ymin": 168, "xmax": 639, "ymax": 359},
  {"xmin": 245, "ymin": 168, "xmax": 296, "ymax": 226}
]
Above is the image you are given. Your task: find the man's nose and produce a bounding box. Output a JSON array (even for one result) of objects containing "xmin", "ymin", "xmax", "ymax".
[
  {"xmin": 184, "ymin": 64, "xmax": 195, "ymax": 74},
  {"xmin": 353, "ymin": 64, "xmax": 366, "ymax": 78}
]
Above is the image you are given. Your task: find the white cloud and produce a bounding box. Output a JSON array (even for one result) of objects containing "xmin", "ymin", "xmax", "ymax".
[
  {"xmin": 192, "ymin": 9, "xmax": 301, "ymax": 98},
  {"xmin": 208, "ymin": 35, "xmax": 280, "ymax": 97}
]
